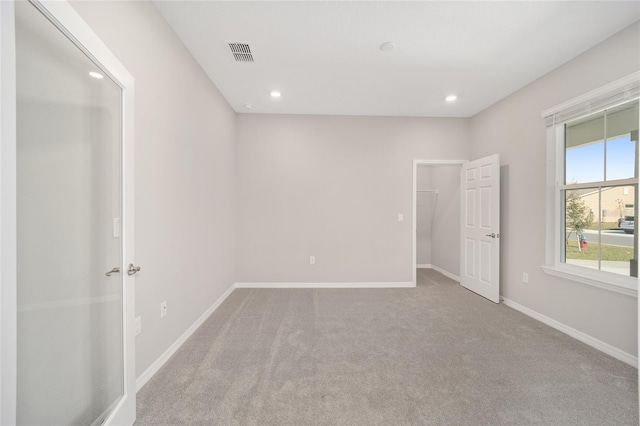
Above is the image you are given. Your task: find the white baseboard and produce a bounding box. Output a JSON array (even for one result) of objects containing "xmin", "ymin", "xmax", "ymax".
[
  {"xmin": 135, "ymin": 284, "xmax": 236, "ymax": 392},
  {"xmin": 416, "ymin": 264, "xmax": 432, "ymax": 269},
  {"xmin": 426, "ymin": 264, "xmax": 460, "ymax": 282},
  {"xmin": 501, "ymin": 297, "xmax": 637, "ymax": 368},
  {"xmin": 234, "ymin": 282, "xmax": 414, "ymax": 289}
]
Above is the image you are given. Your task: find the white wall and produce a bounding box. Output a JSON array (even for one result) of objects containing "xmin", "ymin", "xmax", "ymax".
[
  {"xmin": 236, "ymin": 114, "xmax": 469, "ymax": 283},
  {"xmin": 70, "ymin": 1, "xmax": 237, "ymax": 377},
  {"xmin": 471, "ymin": 22, "xmax": 640, "ymax": 356}
]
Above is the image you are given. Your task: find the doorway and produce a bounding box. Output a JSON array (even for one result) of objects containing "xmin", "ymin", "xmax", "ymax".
[{"xmin": 413, "ymin": 160, "xmax": 465, "ymax": 286}]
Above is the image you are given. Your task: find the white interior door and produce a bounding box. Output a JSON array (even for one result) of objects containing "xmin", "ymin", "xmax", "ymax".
[
  {"xmin": 10, "ymin": 1, "xmax": 136, "ymax": 425},
  {"xmin": 460, "ymin": 154, "xmax": 500, "ymax": 303}
]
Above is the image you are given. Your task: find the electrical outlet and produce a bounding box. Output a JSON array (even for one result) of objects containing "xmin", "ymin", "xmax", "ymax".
[
  {"xmin": 309, "ymin": 256, "xmax": 316, "ymax": 265},
  {"xmin": 135, "ymin": 316, "xmax": 142, "ymax": 336},
  {"xmin": 522, "ymin": 273, "xmax": 529, "ymax": 284},
  {"xmin": 160, "ymin": 301, "xmax": 167, "ymax": 318},
  {"xmin": 398, "ymin": 213, "xmax": 404, "ymax": 222}
]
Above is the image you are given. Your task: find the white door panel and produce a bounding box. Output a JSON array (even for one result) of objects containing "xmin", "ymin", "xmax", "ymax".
[{"xmin": 460, "ymin": 154, "xmax": 500, "ymax": 303}]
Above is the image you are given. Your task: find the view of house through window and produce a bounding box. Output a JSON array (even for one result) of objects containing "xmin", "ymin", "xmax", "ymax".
[{"xmin": 563, "ymin": 99, "xmax": 639, "ymax": 277}]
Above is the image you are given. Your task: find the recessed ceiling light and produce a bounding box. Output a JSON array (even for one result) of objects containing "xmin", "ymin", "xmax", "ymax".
[
  {"xmin": 89, "ymin": 71, "xmax": 104, "ymax": 79},
  {"xmin": 379, "ymin": 42, "xmax": 396, "ymax": 52},
  {"xmin": 445, "ymin": 95, "xmax": 457, "ymax": 102},
  {"xmin": 243, "ymin": 103, "xmax": 253, "ymax": 109},
  {"xmin": 270, "ymin": 91, "xmax": 281, "ymax": 98}
]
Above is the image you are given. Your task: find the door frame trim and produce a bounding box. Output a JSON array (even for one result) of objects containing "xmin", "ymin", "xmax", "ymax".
[
  {"xmin": 0, "ymin": 1, "xmax": 136, "ymax": 424},
  {"xmin": 0, "ymin": 1, "xmax": 18, "ymax": 423},
  {"xmin": 412, "ymin": 160, "xmax": 467, "ymax": 287}
]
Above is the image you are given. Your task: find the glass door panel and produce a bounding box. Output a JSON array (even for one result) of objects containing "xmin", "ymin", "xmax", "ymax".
[{"xmin": 16, "ymin": 2, "xmax": 124, "ymax": 425}]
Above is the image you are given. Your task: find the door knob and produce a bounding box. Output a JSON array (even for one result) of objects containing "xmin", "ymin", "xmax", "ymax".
[
  {"xmin": 105, "ymin": 267, "xmax": 120, "ymax": 276},
  {"xmin": 485, "ymin": 233, "xmax": 496, "ymax": 238},
  {"xmin": 127, "ymin": 263, "xmax": 141, "ymax": 276}
]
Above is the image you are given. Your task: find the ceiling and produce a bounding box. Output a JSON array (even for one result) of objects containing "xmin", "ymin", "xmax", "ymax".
[{"xmin": 152, "ymin": 1, "xmax": 640, "ymax": 118}]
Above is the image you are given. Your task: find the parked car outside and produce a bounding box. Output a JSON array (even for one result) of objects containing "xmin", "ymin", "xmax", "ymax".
[{"xmin": 620, "ymin": 216, "xmax": 635, "ymax": 234}]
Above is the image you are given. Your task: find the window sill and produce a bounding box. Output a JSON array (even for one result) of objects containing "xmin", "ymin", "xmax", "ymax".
[{"xmin": 541, "ymin": 264, "xmax": 637, "ymax": 298}]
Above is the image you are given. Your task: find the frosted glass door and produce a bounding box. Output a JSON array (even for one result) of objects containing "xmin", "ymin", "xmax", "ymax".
[{"xmin": 15, "ymin": 2, "xmax": 124, "ymax": 425}]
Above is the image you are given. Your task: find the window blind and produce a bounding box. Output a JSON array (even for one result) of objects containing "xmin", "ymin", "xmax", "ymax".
[{"xmin": 542, "ymin": 72, "xmax": 640, "ymax": 127}]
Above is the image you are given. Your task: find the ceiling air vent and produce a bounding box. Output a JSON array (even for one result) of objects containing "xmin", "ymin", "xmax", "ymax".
[{"xmin": 227, "ymin": 41, "xmax": 254, "ymax": 63}]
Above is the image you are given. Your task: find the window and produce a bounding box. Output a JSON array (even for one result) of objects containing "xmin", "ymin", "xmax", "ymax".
[
  {"xmin": 542, "ymin": 73, "xmax": 639, "ymax": 296},
  {"xmin": 563, "ymin": 101, "xmax": 638, "ymax": 276}
]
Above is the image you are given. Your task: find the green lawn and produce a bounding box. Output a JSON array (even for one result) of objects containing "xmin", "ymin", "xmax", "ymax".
[
  {"xmin": 566, "ymin": 239, "xmax": 633, "ymax": 261},
  {"xmin": 585, "ymin": 222, "xmax": 620, "ymax": 231}
]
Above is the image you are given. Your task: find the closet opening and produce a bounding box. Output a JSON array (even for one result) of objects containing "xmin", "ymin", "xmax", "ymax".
[{"xmin": 412, "ymin": 160, "xmax": 465, "ymax": 286}]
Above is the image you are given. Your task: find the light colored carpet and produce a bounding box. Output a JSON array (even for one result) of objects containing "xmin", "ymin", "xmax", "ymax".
[{"xmin": 136, "ymin": 269, "xmax": 638, "ymax": 425}]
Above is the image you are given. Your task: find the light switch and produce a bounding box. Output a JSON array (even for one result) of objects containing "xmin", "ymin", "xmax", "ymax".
[
  {"xmin": 113, "ymin": 218, "xmax": 121, "ymax": 238},
  {"xmin": 398, "ymin": 213, "xmax": 404, "ymax": 222}
]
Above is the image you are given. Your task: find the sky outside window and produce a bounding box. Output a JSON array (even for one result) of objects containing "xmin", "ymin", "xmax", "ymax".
[{"xmin": 566, "ymin": 135, "xmax": 635, "ymax": 184}]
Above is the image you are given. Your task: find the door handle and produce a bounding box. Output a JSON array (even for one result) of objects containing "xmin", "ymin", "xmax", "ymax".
[
  {"xmin": 105, "ymin": 267, "xmax": 120, "ymax": 276},
  {"xmin": 485, "ymin": 233, "xmax": 496, "ymax": 238},
  {"xmin": 127, "ymin": 263, "xmax": 141, "ymax": 276}
]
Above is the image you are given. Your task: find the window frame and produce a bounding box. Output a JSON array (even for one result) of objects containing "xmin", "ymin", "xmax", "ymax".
[{"xmin": 542, "ymin": 73, "xmax": 640, "ymax": 298}]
